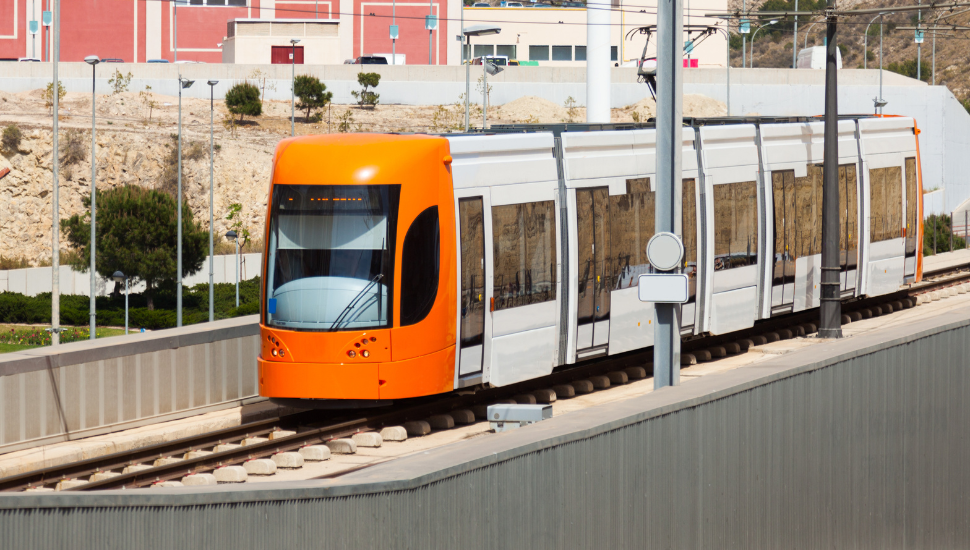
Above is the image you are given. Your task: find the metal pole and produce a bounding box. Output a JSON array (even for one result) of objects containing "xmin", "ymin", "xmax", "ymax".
[
  {"xmin": 932, "ymin": 31, "xmax": 936, "ymax": 85},
  {"xmin": 464, "ymin": 36, "xmax": 470, "ymax": 132},
  {"xmin": 725, "ymin": 29, "xmax": 730, "ymax": 115},
  {"xmin": 209, "ymin": 84, "xmax": 215, "ymax": 323},
  {"xmin": 879, "ymin": 15, "xmax": 883, "ymax": 114},
  {"xmin": 742, "ymin": 0, "xmax": 746, "ymax": 69},
  {"xmin": 429, "ymin": 0, "xmax": 433, "ymax": 65},
  {"xmin": 291, "ymin": 43, "xmax": 296, "ymax": 137},
  {"xmin": 950, "ymin": 216, "xmax": 954, "ymax": 251},
  {"xmin": 124, "ymin": 278, "xmax": 129, "ymax": 335},
  {"xmin": 964, "ymin": 211, "xmax": 967, "ymax": 249},
  {"xmin": 235, "ymin": 240, "xmax": 239, "ymax": 308},
  {"xmin": 392, "ymin": 0, "xmax": 396, "ymax": 65},
  {"xmin": 482, "ymin": 61, "xmax": 487, "ymax": 130},
  {"xmin": 654, "ymin": 0, "xmax": 683, "ymax": 388},
  {"xmin": 917, "ymin": 0, "xmax": 921, "ymax": 80},
  {"xmin": 934, "ymin": 216, "xmax": 937, "ymax": 254},
  {"xmin": 586, "ymin": 0, "xmax": 611, "ymax": 122},
  {"xmin": 792, "ymin": 0, "xmax": 799, "ymax": 68},
  {"xmin": 174, "ymin": 0, "xmax": 178, "ymax": 63},
  {"xmin": 819, "ymin": 0, "xmax": 841, "ymax": 339},
  {"xmin": 177, "ymin": 81, "xmax": 183, "ymax": 328},
  {"xmin": 89, "ymin": 62, "xmax": 97, "ymax": 340},
  {"xmin": 51, "ymin": 0, "xmax": 60, "ymax": 346}
]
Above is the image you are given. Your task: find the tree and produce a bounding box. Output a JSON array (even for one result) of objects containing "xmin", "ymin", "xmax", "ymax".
[
  {"xmin": 61, "ymin": 186, "xmax": 207, "ymax": 309},
  {"xmin": 294, "ymin": 75, "xmax": 333, "ymax": 122},
  {"xmin": 351, "ymin": 72, "xmax": 381, "ymax": 108},
  {"xmin": 108, "ymin": 69, "xmax": 132, "ymax": 95},
  {"xmin": 225, "ymin": 81, "xmax": 262, "ymax": 122},
  {"xmin": 44, "ymin": 80, "xmax": 66, "ymax": 112}
]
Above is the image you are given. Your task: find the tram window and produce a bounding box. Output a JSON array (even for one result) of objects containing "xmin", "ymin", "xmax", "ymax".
[
  {"xmin": 794, "ymin": 164, "xmax": 823, "ymax": 257},
  {"xmin": 713, "ymin": 180, "xmax": 758, "ymax": 271},
  {"xmin": 772, "ymin": 170, "xmax": 796, "ymax": 284},
  {"xmin": 682, "ymin": 178, "xmax": 698, "ymax": 300},
  {"xmin": 609, "ymin": 178, "xmax": 654, "ymax": 289},
  {"xmin": 492, "ymin": 201, "xmax": 557, "ymax": 310},
  {"xmin": 904, "ymin": 158, "xmax": 918, "ymax": 257},
  {"xmin": 839, "ymin": 164, "xmax": 859, "ymax": 268},
  {"xmin": 870, "ymin": 166, "xmax": 903, "ymax": 243},
  {"xmin": 400, "ymin": 207, "xmax": 440, "ymax": 326}
]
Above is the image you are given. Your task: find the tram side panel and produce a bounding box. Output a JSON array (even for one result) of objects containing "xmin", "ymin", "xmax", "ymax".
[
  {"xmin": 559, "ymin": 128, "xmax": 702, "ymax": 362},
  {"xmin": 447, "ymin": 133, "xmax": 562, "ymax": 388},
  {"xmin": 696, "ymin": 124, "xmax": 763, "ymax": 335},
  {"xmin": 858, "ymin": 117, "xmax": 919, "ymax": 296}
]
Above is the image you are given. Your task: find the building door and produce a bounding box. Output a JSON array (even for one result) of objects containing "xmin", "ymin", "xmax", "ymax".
[
  {"xmin": 575, "ymin": 187, "xmax": 611, "ymax": 351},
  {"xmin": 271, "ymin": 45, "xmax": 304, "ymax": 64},
  {"xmin": 458, "ymin": 198, "xmax": 486, "ymax": 376}
]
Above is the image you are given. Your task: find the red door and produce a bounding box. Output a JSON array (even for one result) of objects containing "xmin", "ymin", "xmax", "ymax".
[{"xmin": 271, "ymin": 46, "xmax": 304, "ymax": 64}]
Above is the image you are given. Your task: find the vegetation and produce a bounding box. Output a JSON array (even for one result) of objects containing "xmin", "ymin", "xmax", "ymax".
[
  {"xmin": 225, "ymin": 203, "xmax": 252, "ymax": 250},
  {"xmin": 352, "ymin": 72, "xmax": 381, "ymax": 108},
  {"xmin": 108, "ymin": 69, "xmax": 133, "ymax": 95},
  {"xmin": 60, "ymin": 129, "xmax": 86, "ymax": 166},
  {"xmin": 0, "ymin": 256, "xmax": 31, "ymax": 270},
  {"xmin": 225, "ymin": 82, "xmax": 263, "ymax": 121},
  {"xmin": 887, "ymin": 58, "xmax": 930, "ymax": 83},
  {"xmin": 0, "ymin": 325, "xmax": 125, "ymax": 350},
  {"xmin": 2, "ymin": 124, "xmax": 22, "ymax": 152},
  {"xmin": 563, "ymin": 96, "xmax": 579, "ymax": 123},
  {"xmin": 294, "ymin": 75, "xmax": 333, "ymax": 122},
  {"xmin": 60, "ymin": 186, "xmax": 208, "ymax": 309},
  {"xmin": 0, "ymin": 278, "xmax": 260, "ymax": 335},
  {"xmin": 139, "ymin": 85, "xmax": 159, "ymax": 122},
  {"xmin": 44, "ymin": 80, "xmax": 66, "ymax": 112},
  {"xmin": 924, "ymin": 214, "xmax": 966, "ymax": 255}
]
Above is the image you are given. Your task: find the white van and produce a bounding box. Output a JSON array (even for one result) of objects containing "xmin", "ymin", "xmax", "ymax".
[{"xmin": 796, "ymin": 46, "xmax": 842, "ymax": 70}]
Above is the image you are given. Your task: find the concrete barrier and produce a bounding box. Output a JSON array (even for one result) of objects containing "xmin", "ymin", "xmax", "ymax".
[{"xmin": 0, "ymin": 315, "xmax": 261, "ymax": 453}]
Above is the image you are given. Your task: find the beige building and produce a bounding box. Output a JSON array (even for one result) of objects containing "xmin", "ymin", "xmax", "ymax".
[
  {"xmin": 459, "ymin": 3, "xmax": 728, "ymax": 68},
  {"xmin": 222, "ymin": 19, "xmax": 343, "ymax": 65}
]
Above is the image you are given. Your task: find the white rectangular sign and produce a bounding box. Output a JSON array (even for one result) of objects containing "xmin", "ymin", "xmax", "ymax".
[{"xmin": 637, "ymin": 274, "xmax": 689, "ymax": 304}]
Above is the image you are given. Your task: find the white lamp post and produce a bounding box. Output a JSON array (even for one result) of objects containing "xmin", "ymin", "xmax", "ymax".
[
  {"xmin": 482, "ymin": 60, "xmax": 503, "ymax": 130},
  {"xmin": 177, "ymin": 76, "xmax": 195, "ymax": 327},
  {"xmin": 85, "ymin": 54, "xmax": 99, "ymax": 340},
  {"xmin": 749, "ymin": 20, "xmax": 777, "ymax": 68},
  {"xmin": 207, "ymin": 79, "xmax": 218, "ymax": 323},
  {"xmin": 290, "ymin": 39, "xmax": 300, "ymax": 137},
  {"xmin": 461, "ymin": 25, "xmax": 501, "ymax": 132},
  {"xmin": 226, "ymin": 230, "xmax": 239, "ymax": 308},
  {"xmin": 112, "ymin": 271, "xmax": 129, "ymax": 335}
]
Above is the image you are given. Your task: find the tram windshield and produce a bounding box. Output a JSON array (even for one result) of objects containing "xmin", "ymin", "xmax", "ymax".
[{"xmin": 265, "ymin": 184, "xmax": 400, "ymax": 331}]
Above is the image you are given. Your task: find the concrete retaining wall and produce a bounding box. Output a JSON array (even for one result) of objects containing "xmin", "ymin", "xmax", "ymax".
[
  {"xmin": 0, "ymin": 315, "xmax": 261, "ymax": 453},
  {"xmin": 0, "ymin": 253, "xmax": 261, "ymax": 297},
  {"xmin": 1, "ymin": 301, "xmax": 967, "ymax": 548}
]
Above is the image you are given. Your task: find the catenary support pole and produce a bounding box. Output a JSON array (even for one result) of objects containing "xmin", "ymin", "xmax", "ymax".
[
  {"xmin": 177, "ymin": 81, "xmax": 183, "ymax": 327},
  {"xmin": 429, "ymin": 0, "xmax": 433, "ymax": 64},
  {"xmin": 174, "ymin": 0, "xmax": 178, "ymax": 63},
  {"xmin": 124, "ymin": 277, "xmax": 129, "ymax": 335},
  {"xmin": 879, "ymin": 15, "xmax": 884, "ymax": 114},
  {"xmin": 235, "ymin": 239, "xmax": 240, "ymax": 308},
  {"xmin": 725, "ymin": 29, "xmax": 730, "ymax": 115},
  {"xmin": 819, "ymin": 0, "xmax": 842, "ymax": 339},
  {"xmin": 464, "ymin": 36, "xmax": 471, "ymax": 131},
  {"xmin": 792, "ymin": 0, "xmax": 799, "ymax": 68},
  {"xmin": 586, "ymin": 0, "xmax": 611, "ymax": 122},
  {"xmin": 917, "ymin": 0, "xmax": 921, "ymax": 80},
  {"xmin": 742, "ymin": 0, "xmax": 746, "ymax": 69},
  {"xmin": 89, "ymin": 61, "xmax": 97, "ymax": 340},
  {"xmin": 51, "ymin": 0, "xmax": 60, "ymax": 345},
  {"xmin": 654, "ymin": 0, "xmax": 683, "ymax": 388},
  {"xmin": 209, "ymin": 81, "xmax": 216, "ymax": 323}
]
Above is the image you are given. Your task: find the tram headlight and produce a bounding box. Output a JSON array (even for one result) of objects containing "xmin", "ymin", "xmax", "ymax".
[
  {"xmin": 362, "ymin": 350, "xmax": 370, "ymax": 358},
  {"xmin": 347, "ymin": 350, "xmax": 357, "ymax": 358}
]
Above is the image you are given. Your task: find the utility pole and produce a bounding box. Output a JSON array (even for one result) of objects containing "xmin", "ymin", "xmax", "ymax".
[
  {"xmin": 51, "ymin": 0, "xmax": 60, "ymax": 345},
  {"xmin": 819, "ymin": 0, "xmax": 842, "ymax": 338},
  {"xmin": 792, "ymin": 0, "xmax": 799, "ymax": 68},
  {"xmin": 654, "ymin": 0, "xmax": 683, "ymax": 387}
]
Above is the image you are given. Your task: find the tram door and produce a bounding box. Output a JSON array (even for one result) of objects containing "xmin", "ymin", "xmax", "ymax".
[
  {"xmin": 576, "ymin": 187, "xmax": 611, "ymax": 351},
  {"xmin": 839, "ymin": 164, "xmax": 859, "ymax": 291},
  {"xmin": 771, "ymin": 171, "xmax": 796, "ymax": 309},
  {"xmin": 458, "ymin": 198, "xmax": 486, "ymax": 376}
]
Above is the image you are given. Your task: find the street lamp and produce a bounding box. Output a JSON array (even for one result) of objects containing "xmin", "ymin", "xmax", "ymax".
[
  {"xmin": 290, "ymin": 38, "xmax": 300, "ymax": 137},
  {"xmin": 207, "ymin": 79, "xmax": 218, "ymax": 323},
  {"xmin": 85, "ymin": 54, "xmax": 99, "ymax": 340},
  {"xmin": 876, "ymin": 12, "xmax": 886, "ymax": 114},
  {"xmin": 226, "ymin": 230, "xmax": 239, "ymax": 307},
  {"xmin": 112, "ymin": 271, "xmax": 129, "ymax": 335},
  {"xmin": 482, "ymin": 60, "xmax": 503, "ymax": 130},
  {"xmin": 462, "ymin": 25, "xmax": 501, "ymax": 132},
  {"xmin": 749, "ymin": 20, "xmax": 778, "ymax": 68},
  {"xmin": 177, "ymin": 76, "xmax": 195, "ymax": 328},
  {"xmin": 804, "ymin": 20, "xmax": 821, "ymax": 50}
]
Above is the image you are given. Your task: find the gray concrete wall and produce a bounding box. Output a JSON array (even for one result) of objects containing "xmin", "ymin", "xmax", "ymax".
[
  {"xmin": 0, "ymin": 315, "xmax": 261, "ymax": 453},
  {"xmin": 1, "ymin": 303, "xmax": 968, "ymax": 548},
  {"xmin": 0, "ymin": 253, "xmax": 262, "ymax": 297}
]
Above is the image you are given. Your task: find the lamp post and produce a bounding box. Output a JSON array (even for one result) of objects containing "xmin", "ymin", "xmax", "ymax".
[
  {"xmin": 177, "ymin": 76, "xmax": 195, "ymax": 328},
  {"xmin": 51, "ymin": 0, "xmax": 60, "ymax": 345},
  {"xmin": 461, "ymin": 25, "xmax": 501, "ymax": 132},
  {"xmin": 85, "ymin": 55, "xmax": 99, "ymax": 340},
  {"xmin": 290, "ymin": 39, "xmax": 300, "ymax": 137},
  {"xmin": 482, "ymin": 60, "xmax": 503, "ymax": 129},
  {"xmin": 876, "ymin": 13, "xmax": 886, "ymax": 114},
  {"xmin": 863, "ymin": 13, "xmax": 886, "ymax": 70},
  {"xmin": 749, "ymin": 20, "xmax": 777, "ymax": 68},
  {"xmin": 112, "ymin": 271, "xmax": 129, "ymax": 335},
  {"xmin": 226, "ymin": 230, "xmax": 239, "ymax": 308},
  {"xmin": 804, "ymin": 21, "xmax": 821, "ymax": 49},
  {"xmin": 792, "ymin": 0, "xmax": 799, "ymax": 68},
  {"xmin": 174, "ymin": 0, "xmax": 178, "ymax": 63},
  {"xmin": 207, "ymin": 79, "xmax": 218, "ymax": 323}
]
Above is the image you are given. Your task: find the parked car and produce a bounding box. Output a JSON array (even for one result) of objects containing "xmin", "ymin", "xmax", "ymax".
[
  {"xmin": 471, "ymin": 2, "xmax": 491, "ymax": 6},
  {"xmin": 147, "ymin": 59, "xmax": 170, "ymax": 63},
  {"xmin": 353, "ymin": 55, "xmax": 389, "ymax": 64},
  {"xmin": 18, "ymin": 57, "xmax": 41, "ymax": 62},
  {"xmin": 472, "ymin": 55, "xmax": 509, "ymax": 66},
  {"xmin": 505, "ymin": 1, "xmax": 524, "ymax": 6},
  {"xmin": 562, "ymin": 1, "xmax": 585, "ymax": 6},
  {"xmin": 101, "ymin": 58, "xmax": 124, "ymax": 63},
  {"xmin": 532, "ymin": 2, "xmax": 554, "ymax": 7}
]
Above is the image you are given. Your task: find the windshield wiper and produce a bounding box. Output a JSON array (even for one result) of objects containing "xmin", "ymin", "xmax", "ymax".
[{"xmin": 329, "ymin": 274, "xmax": 383, "ymax": 331}]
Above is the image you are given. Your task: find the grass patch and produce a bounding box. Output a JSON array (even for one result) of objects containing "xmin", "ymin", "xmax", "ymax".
[{"xmin": 0, "ymin": 342, "xmax": 33, "ymax": 354}]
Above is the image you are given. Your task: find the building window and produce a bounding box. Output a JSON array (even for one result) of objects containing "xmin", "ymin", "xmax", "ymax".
[
  {"xmin": 529, "ymin": 45, "xmax": 549, "ymax": 61},
  {"xmin": 400, "ymin": 207, "xmax": 440, "ymax": 326},
  {"xmin": 474, "ymin": 44, "xmax": 494, "ymax": 58},
  {"xmin": 492, "ymin": 201, "xmax": 557, "ymax": 310},
  {"xmin": 496, "ymin": 45, "xmax": 516, "ymax": 59},
  {"xmin": 575, "ymin": 46, "xmax": 586, "ymax": 61},
  {"xmin": 552, "ymin": 46, "xmax": 572, "ymax": 61},
  {"xmin": 187, "ymin": 0, "xmax": 247, "ymax": 6},
  {"xmin": 611, "ymin": 46, "xmax": 618, "ymax": 61},
  {"xmin": 713, "ymin": 181, "xmax": 758, "ymax": 271}
]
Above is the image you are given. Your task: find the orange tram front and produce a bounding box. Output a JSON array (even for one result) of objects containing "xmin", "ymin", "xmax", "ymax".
[{"xmin": 258, "ymin": 134, "xmax": 457, "ymax": 406}]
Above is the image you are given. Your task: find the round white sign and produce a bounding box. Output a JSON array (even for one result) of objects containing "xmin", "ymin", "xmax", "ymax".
[{"xmin": 646, "ymin": 232, "xmax": 684, "ymax": 272}]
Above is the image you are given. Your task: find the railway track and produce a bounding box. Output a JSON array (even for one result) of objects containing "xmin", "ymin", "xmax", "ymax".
[{"xmin": 3, "ymin": 262, "xmax": 968, "ymax": 493}]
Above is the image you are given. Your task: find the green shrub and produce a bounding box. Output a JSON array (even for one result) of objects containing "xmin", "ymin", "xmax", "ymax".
[
  {"xmin": 294, "ymin": 75, "xmax": 333, "ymax": 122},
  {"xmin": 225, "ymin": 82, "xmax": 262, "ymax": 121},
  {"xmin": 351, "ymin": 72, "xmax": 381, "ymax": 108},
  {"xmin": 2, "ymin": 124, "xmax": 22, "ymax": 152}
]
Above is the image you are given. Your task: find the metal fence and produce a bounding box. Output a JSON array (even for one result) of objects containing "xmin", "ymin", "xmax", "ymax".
[
  {"xmin": 0, "ymin": 316, "xmax": 261, "ymax": 454},
  {"xmin": 1, "ymin": 309, "xmax": 968, "ymax": 549}
]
